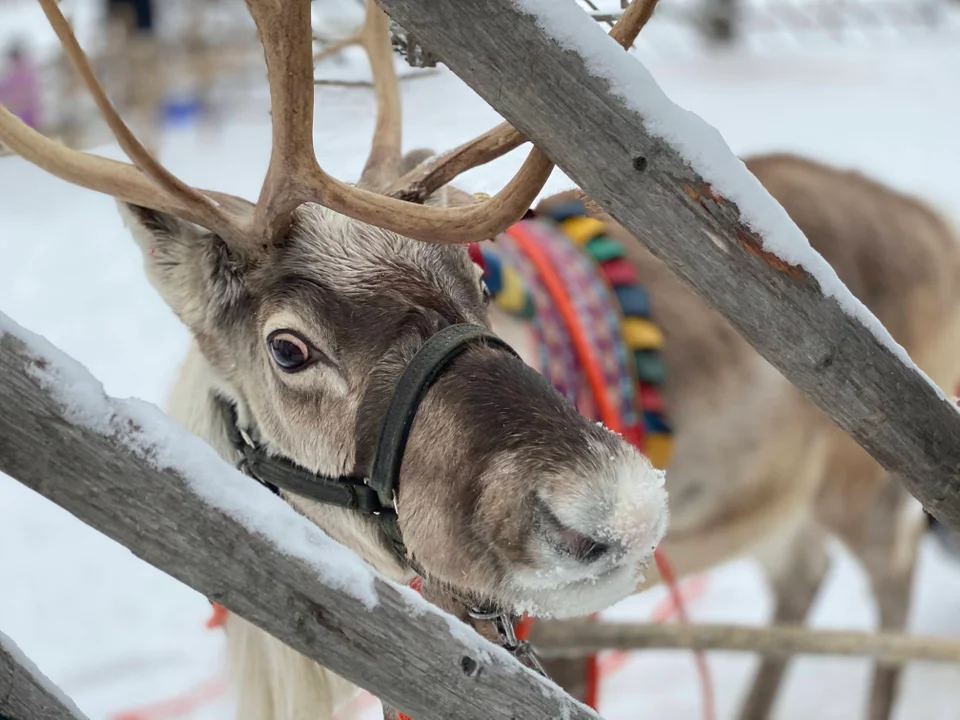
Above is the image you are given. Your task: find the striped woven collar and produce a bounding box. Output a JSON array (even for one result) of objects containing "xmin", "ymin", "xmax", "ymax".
[{"xmin": 471, "ymin": 200, "xmax": 672, "ymax": 470}]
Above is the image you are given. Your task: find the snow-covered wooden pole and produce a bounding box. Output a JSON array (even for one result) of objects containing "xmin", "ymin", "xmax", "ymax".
[
  {"xmin": 375, "ymin": 0, "xmax": 960, "ymax": 531},
  {"xmin": 0, "ymin": 316, "xmax": 597, "ymax": 720},
  {"xmin": 0, "ymin": 631, "xmax": 88, "ymax": 720}
]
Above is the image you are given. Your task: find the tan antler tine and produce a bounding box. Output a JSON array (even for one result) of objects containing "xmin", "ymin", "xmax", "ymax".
[
  {"xmin": 389, "ymin": 125, "xmax": 528, "ymax": 204},
  {"xmin": 312, "ymin": 0, "xmax": 403, "ymax": 190},
  {"xmin": 0, "ymin": 107, "xmax": 252, "ymax": 233},
  {"xmin": 245, "ymin": 0, "xmax": 327, "ymax": 243},
  {"xmin": 36, "ymin": 0, "xmax": 232, "ymax": 235},
  {"xmin": 611, "ymin": 0, "xmax": 661, "ymax": 46},
  {"xmin": 355, "ymin": 0, "xmax": 403, "ymax": 189},
  {"xmin": 389, "ymin": 0, "xmax": 660, "ymax": 203},
  {"xmin": 0, "ymin": 109, "xmax": 165, "ymax": 210},
  {"xmin": 320, "ymin": 146, "xmax": 552, "ymax": 243}
]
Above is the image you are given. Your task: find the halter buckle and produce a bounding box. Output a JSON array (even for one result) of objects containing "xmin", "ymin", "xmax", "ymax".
[{"xmin": 467, "ymin": 606, "xmax": 546, "ymax": 676}]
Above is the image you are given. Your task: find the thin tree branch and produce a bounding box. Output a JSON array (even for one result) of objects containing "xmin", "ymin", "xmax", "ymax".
[{"xmin": 530, "ymin": 621, "xmax": 960, "ymax": 666}]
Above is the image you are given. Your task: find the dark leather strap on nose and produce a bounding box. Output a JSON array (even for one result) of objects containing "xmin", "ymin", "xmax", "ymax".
[{"xmin": 368, "ymin": 324, "xmax": 519, "ymax": 550}]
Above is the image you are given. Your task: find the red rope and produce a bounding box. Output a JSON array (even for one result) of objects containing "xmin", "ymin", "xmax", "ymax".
[
  {"xmin": 109, "ymin": 676, "xmax": 227, "ymax": 720},
  {"xmin": 655, "ymin": 548, "xmax": 716, "ymax": 720}
]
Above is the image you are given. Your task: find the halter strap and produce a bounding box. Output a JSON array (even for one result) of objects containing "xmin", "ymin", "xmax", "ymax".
[
  {"xmin": 368, "ymin": 323, "xmax": 518, "ymax": 519},
  {"xmin": 218, "ymin": 400, "xmax": 384, "ymax": 513},
  {"xmin": 218, "ymin": 323, "xmax": 517, "ymax": 561}
]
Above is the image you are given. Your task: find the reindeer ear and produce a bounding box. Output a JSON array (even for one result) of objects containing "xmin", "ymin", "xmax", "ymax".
[
  {"xmin": 424, "ymin": 184, "xmax": 479, "ymax": 210},
  {"xmin": 423, "ymin": 186, "xmax": 450, "ymax": 209},
  {"xmin": 117, "ymin": 202, "xmax": 248, "ymax": 333},
  {"xmin": 400, "ymin": 148, "xmax": 435, "ymax": 176}
]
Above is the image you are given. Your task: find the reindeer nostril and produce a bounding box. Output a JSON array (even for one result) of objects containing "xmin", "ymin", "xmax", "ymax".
[
  {"xmin": 556, "ymin": 525, "xmax": 611, "ymax": 564},
  {"xmin": 534, "ymin": 495, "xmax": 615, "ymax": 564},
  {"xmin": 581, "ymin": 539, "xmax": 611, "ymax": 563}
]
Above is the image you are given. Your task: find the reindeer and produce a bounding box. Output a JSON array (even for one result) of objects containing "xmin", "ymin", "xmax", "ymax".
[{"xmin": 2, "ymin": 2, "xmax": 958, "ymax": 720}]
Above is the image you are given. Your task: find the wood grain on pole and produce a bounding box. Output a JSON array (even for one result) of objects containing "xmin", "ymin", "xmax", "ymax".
[
  {"xmin": 0, "ymin": 630, "xmax": 88, "ymax": 720},
  {"xmin": 0, "ymin": 332, "xmax": 596, "ymax": 720},
  {"xmin": 374, "ymin": 0, "xmax": 960, "ymax": 531},
  {"xmin": 530, "ymin": 621, "xmax": 960, "ymax": 666}
]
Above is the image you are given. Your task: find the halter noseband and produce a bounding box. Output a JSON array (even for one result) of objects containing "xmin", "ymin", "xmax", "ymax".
[{"xmin": 218, "ymin": 323, "xmax": 518, "ymax": 560}]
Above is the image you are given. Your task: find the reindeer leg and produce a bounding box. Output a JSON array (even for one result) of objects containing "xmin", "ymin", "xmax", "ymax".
[
  {"xmin": 832, "ymin": 478, "xmax": 923, "ymax": 720},
  {"xmin": 737, "ymin": 518, "xmax": 830, "ymax": 720},
  {"xmin": 865, "ymin": 577, "xmax": 913, "ymax": 720}
]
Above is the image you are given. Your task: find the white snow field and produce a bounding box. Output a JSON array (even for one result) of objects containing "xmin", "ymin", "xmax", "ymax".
[{"xmin": 2, "ymin": 1, "xmax": 960, "ymax": 718}]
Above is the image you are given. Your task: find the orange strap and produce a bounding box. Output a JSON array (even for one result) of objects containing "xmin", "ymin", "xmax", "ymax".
[{"xmin": 206, "ymin": 602, "xmax": 228, "ymax": 629}]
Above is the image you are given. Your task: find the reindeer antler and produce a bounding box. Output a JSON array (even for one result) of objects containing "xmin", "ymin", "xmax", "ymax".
[
  {"xmin": 246, "ymin": 0, "xmax": 553, "ymax": 243},
  {"xmin": 0, "ymin": 0, "xmax": 551, "ymax": 247},
  {"xmin": 0, "ymin": 0, "xmax": 252, "ymax": 242},
  {"xmin": 389, "ymin": 0, "xmax": 661, "ymax": 204}
]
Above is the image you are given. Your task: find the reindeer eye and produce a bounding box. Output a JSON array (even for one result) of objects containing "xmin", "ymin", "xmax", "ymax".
[
  {"xmin": 268, "ymin": 331, "xmax": 312, "ymax": 372},
  {"xmin": 481, "ymin": 280, "xmax": 491, "ymax": 305}
]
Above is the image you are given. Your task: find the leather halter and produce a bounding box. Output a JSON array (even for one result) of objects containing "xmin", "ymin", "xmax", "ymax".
[
  {"xmin": 217, "ymin": 324, "xmax": 547, "ymax": 677},
  {"xmin": 219, "ymin": 323, "xmax": 517, "ymax": 560}
]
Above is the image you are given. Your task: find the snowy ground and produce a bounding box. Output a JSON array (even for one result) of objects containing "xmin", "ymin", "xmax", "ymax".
[{"xmin": 3, "ymin": 3, "xmax": 960, "ymax": 719}]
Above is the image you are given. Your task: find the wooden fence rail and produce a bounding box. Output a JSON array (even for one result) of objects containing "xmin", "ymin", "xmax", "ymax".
[
  {"xmin": 530, "ymin": 621, "xmax": 960, "ymax": 666},
  {"xmin": 0, "ymin": 630, "xmax": 88, "ymax": 720}
]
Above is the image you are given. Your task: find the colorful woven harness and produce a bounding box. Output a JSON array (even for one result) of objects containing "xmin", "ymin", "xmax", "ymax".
[
  {"xmin": 472, "ymin": 199, "xmax": 672, "ymax": 470},
  {"xmin": 465, "ymin": 199, "xmax": 677, "ymax": 713}
]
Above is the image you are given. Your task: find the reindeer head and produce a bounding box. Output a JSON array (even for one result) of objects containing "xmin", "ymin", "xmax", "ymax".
[{"xmin": 1, "ymin": 0, "xmax": 667, "ymax": 618}]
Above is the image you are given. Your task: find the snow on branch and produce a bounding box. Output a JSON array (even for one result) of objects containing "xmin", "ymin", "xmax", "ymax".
[
  {"xmin": 375, "ymin": 0, "xmax": 960, "ymax": 530},
  {"xmin": 0, "ymin": 314, "xmax": 597, "ymax": 720},
  {"xmin": 0, "ymin": 629, "xmax": 89, "ymax": 720}
]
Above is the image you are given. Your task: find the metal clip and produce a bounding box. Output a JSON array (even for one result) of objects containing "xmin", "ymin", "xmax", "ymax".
[
  {"xmin": 467, "ymin": 605, "xmax": 502, "ymax": 622},
  {"xmin": 468, "ymin": 607, "xmax": 547, "ymax": 676},
  {"xmin": 238, "ymin": 426, "xmax": 256, "ymax": 449}
]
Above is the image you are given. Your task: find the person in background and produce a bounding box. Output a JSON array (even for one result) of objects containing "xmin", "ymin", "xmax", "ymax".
[
  {"xmin": 104, "ymin": 0, "xmax": 161, "ymax": 145},
  {"xmin": 0, "ymin": 41, "xmax": 43, "ymax": 130},
  {"xmin": 105, "ymin": 0, "xmax": 154, "ymax": 36}
]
